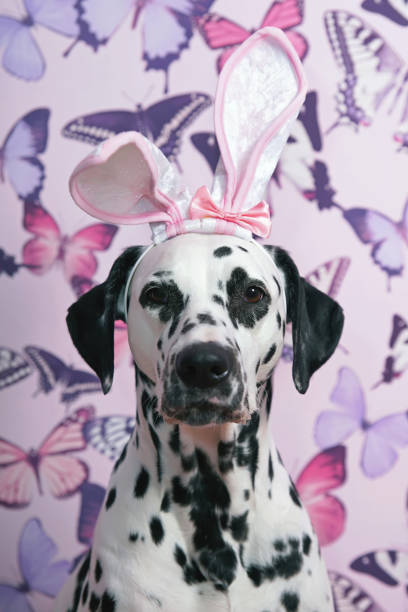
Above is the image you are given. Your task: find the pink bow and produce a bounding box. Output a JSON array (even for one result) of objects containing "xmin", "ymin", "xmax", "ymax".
[{"xmin": 189, "ymin": 186, "xmax": 271, "ymax": 238}]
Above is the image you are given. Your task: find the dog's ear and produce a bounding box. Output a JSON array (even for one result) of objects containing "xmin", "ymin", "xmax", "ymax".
[
  {"xmin": 66, "ymin": 247, "xmax": 144, "ymax": 394},
  {"xmin": 267, "ymin": 246, "xmax": 345, "ymax": 394}
]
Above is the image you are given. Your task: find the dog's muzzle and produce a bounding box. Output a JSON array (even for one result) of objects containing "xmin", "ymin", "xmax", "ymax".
[{"xmin": 162, "ymin": 342, "xmax": 246, "ymax": 426}]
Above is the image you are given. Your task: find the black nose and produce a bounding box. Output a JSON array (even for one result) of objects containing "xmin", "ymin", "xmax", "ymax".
[{"xmin": 176, "ymin": 342, "xmax": 232, "ymax": 389}]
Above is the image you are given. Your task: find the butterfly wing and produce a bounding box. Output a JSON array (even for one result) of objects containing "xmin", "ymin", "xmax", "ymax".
[
  {"xmin": 191, "ymin": 132, "xmax": 220, "ymax": 174},
  {"xmin": 350, "ymin": 550, "xmax": 405, "ymax": 587},
  {"xmin": 1, "ymin": 20, "xmax": 45, "ymax": 81},
  {"xmin": 361, "ymin": 412, "xmax": 408, "ymax": 477},
  {"xmin": 324, "ymin": 10, "xmax": 404, "ymax": 130},
  {"xmin": 39, "ymin": 455, "xmax": 89, "ymax": 498},
  {"xmin": 306, "ymin": 257, "xmax": 351, "ymax": 299},
  {"xmin": 296, "ymin": 446, "xmax": 346, "ymax": 546},
  {"xmin": 362, "ymin": 0, "xmax": 408, "ymax": 27},
  {"xmin": 329, "ymin": 571, "xmax": 385, "ymax": 612},
  {"xmin": 343, "ymin": 208, "xmax": 404, "ymax": 277},
  {"xmin": 144, "ymin": 93, "xmax": 212, "ymax": 161},
  {"xmin": 22, "ymin": 202, "xmax": 60, "ymax": 274},
  {"xmin": 2, "ymin": 108, "xmax": 49, "ymax": 200},
  {"xmin": 70, "ymin": 275, "xmax": 95, "ymax": 297},
  {"xmin": 262, "ymin": 0, "xmax": 307, "ymax": 59},
  {"xmin": 0, "ymin": 439, "xmax": 35, "ymax": 508},
  {"xmin": 63, "ymin": 223, "xmax": 117, "ymax": 281},
  {"xmin": 60, "ymin": 368, "xmax": 101, "ymax": 403},
  {"xmin": 24, "ymin": 346, "xmax": 67, "ymax": 393},
  {"xmin": 38, "ymin": 406, "xmax": 95, "ymax": 456},
  {"xmin": 0, "ymin": 347, "xmax": 32, "ymax": 390},
  {"xmin": 83, "ymin": 415, "xmax": 135, "ymax": 460},
  {"xmin": 0, "ymin": 586, "xmax": 34, "ymax": 612},
  {"xmin": 77, "ymin": 481, "xmax": 105, "ymax": 546},
  {"xmin": 18, "ymin": 517, "xmax": 70, "ymax": 597},
  {"xmin": 62, "ymin": 110, "xmax": 142, "ymax": 146},
  {"xmin": 74, "ymin": 0, "xmax": 135, "ymax": 51},
  {"xmin": 197, "ymin": 13, "xmax": 249, "ymax": 50},
  {"xmin": 24, "ymin": 0, "xmax": 79, "ymax": 36}
]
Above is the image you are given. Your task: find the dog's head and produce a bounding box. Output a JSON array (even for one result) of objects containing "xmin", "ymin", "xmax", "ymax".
[{"xmin": 67, "ymin": 234, "xmax": 344, "ymax": 426}]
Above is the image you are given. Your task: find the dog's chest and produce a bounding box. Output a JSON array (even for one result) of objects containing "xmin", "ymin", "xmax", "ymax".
[{"xmin": 84, "ymin": 434, "xmax": 333, "ymax": 612}]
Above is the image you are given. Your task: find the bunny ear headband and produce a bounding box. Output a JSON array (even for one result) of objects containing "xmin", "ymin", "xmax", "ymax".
[{"xmin": 69, "ymin": 27, "xmax": 307, "ymax": 317}]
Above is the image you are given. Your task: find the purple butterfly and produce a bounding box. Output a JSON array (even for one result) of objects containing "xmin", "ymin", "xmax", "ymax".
[
  {"xmin": 342, "ymin": 199, "xmax": 408, "ymax": 285},
  {"xmin": 350, "ymin": 550, "xmax": 407, "ymax": 589},
  {"xmin": 62, "ymin": 93, "xmax": 211, "ymax": 165},
  {"xmin": 65, "ymin": 0, "xmax": 214, "ymax": 91},
  {"xmin": 0, "ymin": 518, "xmax": 70, "ymax": 610},
  {"xmin": 0, "ymin": 108, "xmax": 49, "ymax": 201},
  {"xmin": 374, "ymin": 314, "xmax": 408, "ymax": 387},
  {"xmin": 0, "ymin": 347, "xmax": 32, "ymax": 391},
  {"xmin": 315, "ymin": 367, "xmax": 408, "ymax": 478},
  {"xmin": 329, "ymin": 571, "xmax": 385, "ymax": 612},
  {"xmin": 0, "ymin": 0, "xmax": 78, "ymax": 81},
  {"xmin": 190, "ymin": 132, "xmax": 219, "ymax": 173},
  {"xmin": 324, "ymin": 10, "xmax": 408, "ymax": 150},
  {"xmin": 362, "ymin": 0, "xmax": 408, "ymax": 27},
  {"xmin": 83, "ymin": 415, "xmax": 135, "ymax": 460},
  {"xmin": 24, "ymin": 345, "xmax": 101, "ymax": 404},
  {"xmin": 71, "ymin": 481, "xmax": 105, "ymax": 571}
]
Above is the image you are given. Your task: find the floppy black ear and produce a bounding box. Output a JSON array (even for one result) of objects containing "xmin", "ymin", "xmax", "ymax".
[
  {"xmin": 271, "ymin": 247, "xmax": 345, "ymax": 394},
  {"xmin": 66, "ymin": 247, "xmax": 143, "ymax": 394}
]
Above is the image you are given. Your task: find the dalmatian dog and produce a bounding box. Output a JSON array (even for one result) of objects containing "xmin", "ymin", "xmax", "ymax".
[
  {"xmin": 55, "ymin": 27, "xmax": 344, "ymax": 612},
  {"xmin": 55, "ymin": 232, "xmax": 344, "ymax": 612}
]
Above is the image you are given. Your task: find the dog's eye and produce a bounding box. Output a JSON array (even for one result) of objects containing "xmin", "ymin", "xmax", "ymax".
[
  {"xmin": 145, "ymin": 286, "xmax": 168, "ymax": 305},
  {"xmin": 243, "ymin": 286, "xmax": 265, "ymax": 303}
]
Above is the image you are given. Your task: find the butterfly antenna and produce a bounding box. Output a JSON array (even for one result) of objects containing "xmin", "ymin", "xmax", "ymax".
[
  {"xmin": 371, "ymin": 379, "xmax": 384, "ymax": 390},
  {"xmin": 338, "ymin": 343, "xmax": 349, "ymax": 355},
  {"xmin": 324, "ymin": 119, "xmax": 340, "ymax": 136},
  {"xmin": 122, "ymin": 91, "xmax": 138, "ymax": 106},
  {"xmin": 63, "ymin": 38, "xmax": 79, "ymax": 58},
  {"xmin": 163, "ymin": 70, "xmax": 169, "ymax": 95}
]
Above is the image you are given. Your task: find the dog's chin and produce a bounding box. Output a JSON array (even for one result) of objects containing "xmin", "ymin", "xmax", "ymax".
[{"xmin": 161, "ymin": 401, "xmax": 249, "ymax": 427}]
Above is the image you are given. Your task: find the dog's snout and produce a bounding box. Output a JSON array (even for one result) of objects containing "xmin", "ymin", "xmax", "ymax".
[{"xmin": 176, "ymin": 342, "xmax": 232, "ymax": 389}]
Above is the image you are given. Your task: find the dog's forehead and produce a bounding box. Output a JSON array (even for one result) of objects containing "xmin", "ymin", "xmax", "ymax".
[{"xmin": 132, "ymin": 234, "xmax": 280, "ymax": 291}]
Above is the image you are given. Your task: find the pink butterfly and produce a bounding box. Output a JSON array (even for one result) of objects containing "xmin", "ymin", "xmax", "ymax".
[
  {"xmin": 22, "ymin": 201, "xmax": 118, "ymax": 281},
  {"xmin": 0, "ymin": 406, "xmax": 94, "ymax": 508},
  {"xmin": 295, "ymin": 445, "xmax": 346, "ymax": 546},
  {"xmin": 71, "ymin": 275, "xmax": 131, "ymax": 367},
  {"xmin": 197, "ymin": 0, "xmax": 308, "ymax": 73}
]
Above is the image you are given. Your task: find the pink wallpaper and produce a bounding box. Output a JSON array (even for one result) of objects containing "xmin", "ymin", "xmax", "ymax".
[{"xmin": 0, "ymin": 1, "xmax": 407, "ymax": 610}]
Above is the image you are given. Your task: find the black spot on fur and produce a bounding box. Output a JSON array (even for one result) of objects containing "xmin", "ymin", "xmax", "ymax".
[
  {"xmin": 169, "ymin": 426, "xmax": 180, "ymax": 453},
  {"xmin": 134, "ymin": 466, "xmax": 150, "ymax": 497},
  {"xmin": 238, "ymin": 246, "xmax": 248, "ymax": 252},
  {"xmin": 274, "ymin": 548, "xmax": 303, "ymax": 579},
  {"xmin": 226, "ymin": 267, "xmax": 270, "ymax": 329},
  {"xmin": 276, "ymin": 312, "xmax": 282, "ymax": 329},
  {"xmin": 140, "ymin": 279, "xmax": 185, "ymax": 340},
  {"xmin": 181, "ymin": 452, "xmax": 196, "ymax": 472},
  {"xmin": 302, "ymin": 534, "xmax": 312, "ymax": 555},
  {"xmin": 105, "ymin": 488, "xmax": 116, "ymax": 510},
  {"xmin": 212, "ymin": 294, "xmax": 224, "ymax": 307},
  {"xmin": 289, "ymin": 483, "xmax": 302, "ymax": 507},
  {"xmin": 150, "ymin": 516, "xmax": 165, "ymax": 545},
  {"xmin": 78, "ymin": 552, "xmax": 90, "ymax": 582},
  {"xmin": 197, "ymin": 313, "xmax": 216, "ymax": 325},
  {"xmin": 217, "ymin": 280, "xmax": 223, "ymax": 290},
  {"xmin": 274, "ymin": 539, "xmax": 286, "ymax": 552},
  {"xmin": 281, "ymin": 591, "xmax": 300, "ymax": 611},
  {"xmin": 101, "ymin": 590, "xmax": 116, "ymax": 612},
  {"xmin": 89, "ymin": 592, "xmax": 100, "ymax": 612},
  {"xmin": 181, "ymin": 321, "xmax": 195, "ymax": 334},
  {"xmin": 289, "ymin": 538, "xmax": 300, "ymax": 550},
  {"xmin": 157, "ymin": 338, "xmax": 162, "ymax": 350},
  {"xmin": 218, "ymin": 440, "xmax": 235, "ymax": 473},
  {"xmin": 148, "ymin": 423, "xmax": 162, "ymax": 482},
  {"xmin": 268, "ymin": 454, "xmax": 274, "ymax": 481},
  {"xmin": 81, "ymin": 582, "xmax": 89, "ymax": 605},
  {"xmin": 230, "ymin": 511, "xmax": 249, "ymax": 541},
  {"xmin": 236, "ymin": 413, "xmax": 259, "ymax": 488},
  {"xmin": 174, "ymin": 545, "xmax": 206, "ymax": 585},
  {"xmin": 161, "ymin": 490, "xmax": 171, "ymax": 512},
  {"xmin": 214, "ymin": 246, "xmax": 232, "ymax": 258},
  {"xmin": 172, "ymin": 476, "xmax": 191, "ymax": 505},
  {"xmin": 94, "ymin": 559, "xmax": 103, "ymax": 583},
  {"xmin": 243, "ymin": 489, "xmax": 250, "ymax": 500},
  {"xmin": 113, "ymin": 442, "xmax": 127, "ymax": 473},
  {"xmin": 129, "ymin": 532, "xmax": 139, "ymax": 543},
  {"xmin": 273, "ymin": 276, "xmax": 281, "ymax": 295},
  {"xmin": 263, "ymin": 343, "xmax": 276, "ymax": 364},
  {"xmin": 153, "ymin": 270, "xmax": 171, "ymax": 277}
]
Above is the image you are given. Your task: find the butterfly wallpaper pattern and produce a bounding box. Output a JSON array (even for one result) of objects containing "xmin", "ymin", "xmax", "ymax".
[{"xmin": 1, "ymin": 0, "xmax": 407, "ymax": 610}]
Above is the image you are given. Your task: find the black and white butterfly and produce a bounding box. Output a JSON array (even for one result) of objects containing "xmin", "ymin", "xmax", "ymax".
[
  {"xmin": 0, "ymin": 347, "xmax": 32, "ymax": 391},
  {"xmin": 350, "ymin": 550, "xmax": 408, "ymax": 591},
  {"xmin": 83, "ymin": 415, "xmax": 135, "ymax": 460},
  {"xmin": 329, "ymin": 571, "xmax": 385, "ymax": 611},
  {"xmin": 374, "ymin": 314, "xmax": 408, "ymax": 386},
  {"xmin": 324, "ymin": 10, "xmax": 408, "ymax": 150},
  {"xmin": 24, "ymin": 345, "xmax": 101, "ymax": 404},
  {"xmin": 62, "ymin": 93, "xmax": 212, "ymax": 164}
]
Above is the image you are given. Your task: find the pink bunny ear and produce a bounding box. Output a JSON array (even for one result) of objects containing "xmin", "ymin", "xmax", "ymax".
[
  {"xmin": 212, "ymin": 27, "xmax": 307, "ymax": 214},
  {"xmin": 69, "ymin": 131, "xmax": 189, "ymax": 227}
]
